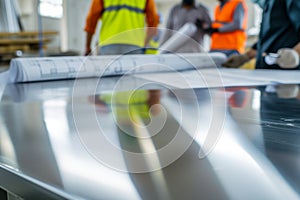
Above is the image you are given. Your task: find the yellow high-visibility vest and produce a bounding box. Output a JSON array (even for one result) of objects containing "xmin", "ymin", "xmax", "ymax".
[{"xmin": 100, "ymin": 0, "xmax": 147, "ymax": 47}]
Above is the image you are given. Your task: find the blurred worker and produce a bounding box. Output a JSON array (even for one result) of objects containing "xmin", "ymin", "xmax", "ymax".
[
  {"xmin": 223, "ymin": 0, "xmax": 300, "ymax": 69},
  {"xmin": 159, "ymin": 0, "xmax": 211, "ymax": 53},
  {"xmin": 207, "ymin": 0, "xmax": 248, "ymax": 57},
  {"xmin": 84, "ymin": 0, "xmax": 159, "ymax": 55}
]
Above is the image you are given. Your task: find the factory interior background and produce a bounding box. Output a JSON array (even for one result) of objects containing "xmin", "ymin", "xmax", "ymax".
[{"xmin": 0, "ymin": 0, "xmax": 261, "ymax": 66}]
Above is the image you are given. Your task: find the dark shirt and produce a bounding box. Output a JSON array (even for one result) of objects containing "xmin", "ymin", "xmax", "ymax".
[{"xmin": 255, "ymin": 0, "xmax": 300, "ymax": 69}]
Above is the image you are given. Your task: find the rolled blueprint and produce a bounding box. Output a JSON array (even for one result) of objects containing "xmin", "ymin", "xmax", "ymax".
[
  {"xmin": 159, "ymin": 23, "xmax": 198, "ymax": 54},
  {"xmin": 8, "ymin": 53, "xmax": 226, "ymax": 83}
]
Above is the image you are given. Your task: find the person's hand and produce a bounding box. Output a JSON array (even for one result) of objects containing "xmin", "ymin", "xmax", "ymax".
[
  {"xmin": 195, "ymin": 19, "xmax": 204, "ymax": 29},
  {"xmin": 277, "ymin": 48, "xmax": 299, "ymax": 69},
  {"xmin": 84, "ymin": 47, "xmax": 91, "ymax": 56},
  {"xmin": 204, "ymin": 27, "xmax": 219, "ymax": 35},
  {"xmin": 222, "ymin": 54, "xmax": 250, "ymax": 68}
]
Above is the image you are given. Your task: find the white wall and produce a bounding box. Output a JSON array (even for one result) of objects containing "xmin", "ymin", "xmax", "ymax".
[
  {"xmin": 17, "ymin": 0, "xmax": 62, "ymax": 52},
  {"xmin": 61, "ymin": 0, "xmax": 93, "ymax": 54},
  {"xmin": 17, "ymin": 0, "xmax": 95, "ymax": 54}
]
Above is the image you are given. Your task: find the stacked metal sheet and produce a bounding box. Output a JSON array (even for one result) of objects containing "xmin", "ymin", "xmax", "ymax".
[{"xmin": 0, "ymin": 0, "xmax": 22, "ymax": 32}]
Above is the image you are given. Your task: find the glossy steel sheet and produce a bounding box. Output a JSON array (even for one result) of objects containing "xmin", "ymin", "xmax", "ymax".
[{"xmin": 0, "ymin": 76, "xmax": 299, "ymax": 200}]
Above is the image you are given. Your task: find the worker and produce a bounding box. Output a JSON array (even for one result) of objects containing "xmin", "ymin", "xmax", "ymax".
[
  {"xmin": 159, "ymin": 0, "xmax": 211, "ymax": 53},
  {"xmin": 223, "ymin": 0, "xmax": 300, "ymax": 69},
  {"xmin": 84, "ymin": 0, "xmax": 159, "ymax": 55},
  {"xmin": 207, "ymin": 0, "xmax": 248, "ymax": 57}
]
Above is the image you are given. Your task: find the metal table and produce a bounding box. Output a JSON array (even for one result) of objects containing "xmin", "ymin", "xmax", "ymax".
[{"xmin": 0, "ymin": 75, "xmax": 299, "ymax": 200}]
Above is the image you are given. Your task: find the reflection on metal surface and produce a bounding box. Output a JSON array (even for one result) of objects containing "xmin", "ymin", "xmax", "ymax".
[
  {"xmin": 260, "ymin": 85, "xmax": 300, "ymax": 152},
  {"xmin": 228, "ymin": 88, "xmax": 264, "ymax": 151},
  {"xmin": 120, "ymin": 91, "xmax": 170, "ymax": 199},
  {"xmin": 101, "ymin": 90, "xmax": 165, "ymax": 139},
  {"xmin": 43, "ymin": 97, "xmax": 141, "ymax": 199},
  {"xmin": 227, "ymin": 86, "xmax": 300, "ymax": 197},
  {"xmin": 165, "ymin": 88, "xmax": 227, "ymax": 159},
  {"xmin": 0, "ymin": 102, "xmax": 64, "ymax": 197},
  {"xmin": 260, "ymin": 85, "xmax": 300, "ymax": 194},
  {"xmin": 94, "ymin": 88, "xmax": 169, "ymax": 196},
  {"xmin": 0, "ymin": 113, "xmax": 18, "ymax": 169},
  {"xmin": 276, "ymin": 84, "xmax": 300, "ymax": 99},
  {"xmin": 75, "ymin": 88, "xmax": 200, "ymax": 173},
  {"xmin": 207, "ymin": 118, "xmax": 299, "ymax": 200}
]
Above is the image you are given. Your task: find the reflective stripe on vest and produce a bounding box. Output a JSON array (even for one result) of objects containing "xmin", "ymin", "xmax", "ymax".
[
  {"xmin": 99, "ymin": 0, "xmax": 147, "ymax": 47},
  {"xmin": 211, "ymin": 0, "xmax": 248, "ymax": 53}
]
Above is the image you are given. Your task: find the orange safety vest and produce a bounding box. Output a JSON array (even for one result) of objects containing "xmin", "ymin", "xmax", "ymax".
[{"xmin": 211, "ymin": 0, "xmax": 248, "ymax": 54}]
